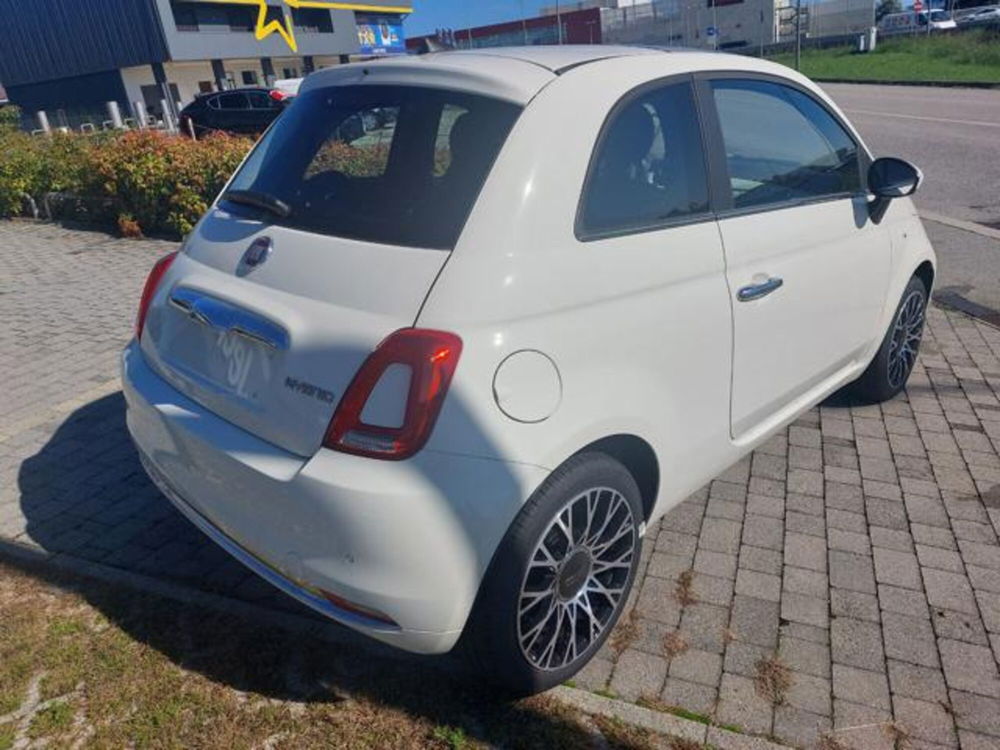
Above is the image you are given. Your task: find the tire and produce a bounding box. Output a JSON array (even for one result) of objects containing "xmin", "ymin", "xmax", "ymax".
[
  {"xmin": 463, "ymin": 452, "xmax": 644, "ymax": 696},
  {"xmin": 848, "ymin": 275, "xmax": 928, "ymax": 404}
]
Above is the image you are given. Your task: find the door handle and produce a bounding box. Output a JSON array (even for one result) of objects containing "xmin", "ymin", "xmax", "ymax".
[{"xmin": 737, "ymin": 277, "xmax": 784, "ymax": 302}]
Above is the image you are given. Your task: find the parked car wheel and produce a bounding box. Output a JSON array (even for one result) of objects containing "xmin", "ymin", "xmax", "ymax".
[
  {"xmin": 848, "ymin": 275, "xmax": 928, "ymax": 403},
  {"xmin": 463, "ymin": 452, "xmax": 643, "ymax": 695}
]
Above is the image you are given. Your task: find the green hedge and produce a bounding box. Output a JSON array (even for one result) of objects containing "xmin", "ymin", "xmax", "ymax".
[{"xmin": 0, "ymin": 129, "xmax": 252, "ymax": 237}]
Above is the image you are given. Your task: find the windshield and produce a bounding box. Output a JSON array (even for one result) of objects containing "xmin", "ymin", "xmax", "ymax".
[{"xmin": 221, "ymin": 85, "xmax": 522, "ymax": 250}]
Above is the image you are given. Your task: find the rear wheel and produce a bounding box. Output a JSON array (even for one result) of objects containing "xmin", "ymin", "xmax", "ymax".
[
  {"xmin": 848, "ymin": 275, "xmax": 928, "ymax": 403},
  {"xmin": 464, "ymin": 453, "xmax": 643, "ymax": 696}
]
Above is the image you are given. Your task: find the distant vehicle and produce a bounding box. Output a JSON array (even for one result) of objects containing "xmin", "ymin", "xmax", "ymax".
[
  {"xmin": 957, "ymin": 5, "xmax": 1000, "ymax": 24},
  {"xmin": 178, "ymin": 88, "xmax": 295, "ymax": 137},
  {"xmin": 878, "ymin": 9, "xmax": 958, "ymax": 34}
]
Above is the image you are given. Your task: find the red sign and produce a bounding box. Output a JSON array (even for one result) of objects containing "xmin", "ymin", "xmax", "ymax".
[{"xmin": 913, "ymin": 0, "xmax": 923, "ymax": 11}]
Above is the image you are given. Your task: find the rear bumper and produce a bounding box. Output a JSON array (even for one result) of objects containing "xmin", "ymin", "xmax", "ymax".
[{"xmin": 121, "ymin": 340, "xmax": 545, "ymax": 654}]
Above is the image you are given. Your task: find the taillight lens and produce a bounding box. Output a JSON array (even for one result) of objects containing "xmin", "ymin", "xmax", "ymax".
[
  {"xmin": 324, "ymin": 328, "xmax": 463, "ymax": 460},
  {"xmin": 269, "ymin": 89, "xmax": 288, "ymax": 102},
  {"xmin": 135, "ymin": 251, "xmax": 178, "ymax": 340}
]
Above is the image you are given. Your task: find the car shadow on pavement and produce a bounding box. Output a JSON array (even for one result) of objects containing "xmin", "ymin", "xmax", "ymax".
[{"xmin": 8, "ymin": 393, "xmax": 597, "ymax": 747}]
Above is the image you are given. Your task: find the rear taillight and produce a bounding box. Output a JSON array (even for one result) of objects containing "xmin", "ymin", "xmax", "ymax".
[
  {"xmin": 269, "ymin": 89, "xmax": 288, "ymax": 102},
  {"xmin": 135, "ymin": 251, "xmax": 178, "ymax": 340},
  {"xmin": 324, "ymin": 328, "xmax": 463, "ymax": 461}
]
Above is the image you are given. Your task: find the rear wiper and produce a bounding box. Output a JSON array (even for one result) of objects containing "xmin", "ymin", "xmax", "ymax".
[{"xmin": 222, "ymin": 189, "xmax": 291, "ymax": 218}]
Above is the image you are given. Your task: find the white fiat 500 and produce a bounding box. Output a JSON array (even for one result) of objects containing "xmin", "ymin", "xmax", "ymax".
[{"xmin": 123, "ymin": 46, "xmax": 935, "ymax": 694}]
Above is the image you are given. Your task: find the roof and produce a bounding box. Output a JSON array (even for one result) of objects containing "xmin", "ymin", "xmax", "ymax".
[{"xmin": 301, "ymin": 46, "xmax": 808, "ymax": 106}]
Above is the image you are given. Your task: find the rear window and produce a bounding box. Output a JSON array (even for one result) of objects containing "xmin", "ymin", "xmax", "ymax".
[{"xmin": 221, "ymin": 85, "xmax": 522, "ymax": 250}]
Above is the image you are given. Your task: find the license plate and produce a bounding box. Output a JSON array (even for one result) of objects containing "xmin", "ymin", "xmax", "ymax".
[{"xmin": 214, "ymin": 330, "xmax": 272, "ymax": 400}]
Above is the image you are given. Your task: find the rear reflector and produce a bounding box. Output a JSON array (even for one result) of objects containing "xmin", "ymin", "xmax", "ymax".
[
  {"xmin": 324, "ymin": 328, "xmax": 463, "ymax": 461},
  {"xmin": 319, "ymin": 589, "xmax": 398, "ymax": 626},
  {"xmin": 135, "ymin": 251, "xmax": 178, "ymax": 340}
]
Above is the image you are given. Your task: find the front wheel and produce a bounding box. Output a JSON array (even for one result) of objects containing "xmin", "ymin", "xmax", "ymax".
[
  {"xmin": 848, "ymin": 275, "xmax": 928, "ymax": 403},
  {"xmin": 463, "ymin": 453, "xmax": 644, "ymax": 696}
]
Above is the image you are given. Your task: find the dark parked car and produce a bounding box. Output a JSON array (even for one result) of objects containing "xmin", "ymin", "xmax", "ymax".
[{"xmin": 178, "ymin": 88, "xmax": 293, "ymax": 137}]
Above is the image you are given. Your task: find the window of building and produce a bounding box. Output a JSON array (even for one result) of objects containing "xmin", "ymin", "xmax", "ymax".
[
  {"xmin": 578, "ymin": 82, "xmax": 709, "ymax": 238},
  {"xmin": 707, "ymin": 0, "xmax": 744, "ymax": 6},
  {"xmin": 711, "ymin": 79, "xmax": 861, "ymax": 210},
  {"xmin": 227, "ymin": 6, "xmax": 255, "ymax": 31},
  {"xmin": 263, "ymin": 5, "xmax": 285, "ymax": 26},
  {"xmin": 282, "ymin": 67, "xmax": 299, "ymax": 79},
  {"xmin": 242, "ymin": 70, "xmax": 259, "ymax": 86},
  {"xmin": 198, "ymin": 81, "xmax": 214, "ymax": 94},
  {"xmin": 293, "ymin": 7, "xmax": 334, "ymax": 33},
  {"xmin": 170, "ymin": 1, "xmax": 199, "ymax": 31}
]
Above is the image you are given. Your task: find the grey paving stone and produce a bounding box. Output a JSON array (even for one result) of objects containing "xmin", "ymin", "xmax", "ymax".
[
  {"xmin": 785, "ymin": 532, "xmax": 827, "ymax": 573},
  {"xmin": 949, "ymin": 690, "xmax": 1000, "ymax": 737},
  {"xmin": 939, "ymin": 639, "xmax": 1000, "ymax": 698},
  {"xmin": 958, "ymin": 539, "xmax": 1000, "ymax": 570},
  {"xmin": 878, "ymin": 583, "xmax": 931, "ymax": 619},
  {"xmin": 893, "ymin": 696, "xmax": 958, "ymax": 747},
  {"xmin": 831, "ymin": 589, "xmax": 880, "ymax": 623},
  {"xmin": 742, "ymin": 514, "xmax": 783, "ymax": 551},
  {"xmin": 865, "ymin": 497, "xmax": 911, "ymax": 530},
  {"xmin": 668, "ymin": 647, "xmax": 722, "ymax": 687},
  {"xmin": 882, "ymin": 611, "xmax": 940, "ymax": 668},
  {"xmin": 787, "ymin": 468, "xmax": 824, "ymax": 498},
  {"xmin": 700, "ymin": 517, "xmax": 743, "ymax": 555},
  {"xmin": 832, "ymin": 664, "xmax": 891, "ymax": 710},
  {"xmin": 976, "ymin": 590, "xmax": 1000, "ymax": 634},
  {"xmin": 729, "ymin": 595, "xmax": 779, "ymax": 649},
  {"xmin": 784, "ymin": 566, "xmax": 828, "ymax": 600},
  {"xmin": 832, "ymin": 617, "xmax": 885, "ymax": 672},
  {"xmin": 874, "ymin": 547, "xmax": 923, "ymax": 590},
  {"xmin": 636, "ymin": 576, "xmax": 684, "ymax": 626},
  {"xmin": 773, "ymin": 705, "xmax": 831, "ymax": 749},
  {"xmin": 573, "ymin": 655, "xmax": 613, "ymax": 692},
  {"xmin": 825, "ymin": 481, "xmax": 865, "ymax": 513},
  {"xmin": 785, "ymin": 671, "xmax": 832, "ymax": 716},
  {"xmin": 654, "ymin": 529, "xmax": 699, "ymax": 558},
  {"xmin": 647, "ymin": 551, "xmax": 692, "ymax": 581},
  {"xmin": 931, "ymin": 608, "xmax": 989, "ymax": 647},
  {"xmin": 829, "ymin": 550, "xmax": 877, "ymax": 594},
  {"xmin": 659, "ymin": 677, "xmax": 717, "ymax": 716},
  {"xmin": 967, "ymin": 564, "xmax": 1000, "ymax": 594},
  {"xmin": 694, "ymin": 548, "xmax": 738, "ymax": 580},
  {"xmin": 735, "ymin": 568, "xmax": 781, "ymax": 602},
  {"xmin": 779, "ymin": 634, "xmax": 830, "ymax": 679},
  {"xmin": 916, "ymin": 543, "xmax": 965, "ymax": 573},
  {"xmin": 781, "ymin": 591, "xmax": 829, "ymax": 629},
  {"xmin": 887, "ymin": 659, "xmax": 949, "ymax": 703},
  {"xmin": 723, "ymin": 640, "xmax": 771, "ymax": 679},
  {"xmin": 923, "ymin": 568, "xmax": 980, "ymax": 615},
  {"xmin": 739, "ymin": 545, "xmax": 783, "ymax": 577},
  {"xmin": 679, "ymin": 602, "xmax": 730, "ymax": 654},
  {"xmin": 609, "ymin": 649, "xmax": 668, "ymax": 702},
  {"xmin": 829, "ymin": 527, "xmax": 872, "ymax": 556},
  {"xmin": 716, "ymin": 673, "xmax": 773, "ymax": 735},
  {"xmin": 869, "ymin": 525, "xmax": 914, "ymax": 553},
  {"xmin": 911, "ymin": 522, "xmax": 958, "ymax": 550}
]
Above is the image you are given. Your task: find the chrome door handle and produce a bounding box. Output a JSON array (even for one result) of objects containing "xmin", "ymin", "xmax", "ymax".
[{"xmin": 737, "ymin": 277, "xmax": 784, "ymax": 302}]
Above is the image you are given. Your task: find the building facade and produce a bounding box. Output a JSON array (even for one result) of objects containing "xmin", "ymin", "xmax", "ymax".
[{"xmin": 0, "ymin": 0, "xmax": 410, "ymax": 130}]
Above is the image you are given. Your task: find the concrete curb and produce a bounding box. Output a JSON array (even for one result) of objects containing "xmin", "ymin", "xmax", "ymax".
[
  {"xmin": 816, "ymin": 77, "xmax": 1000, "ymax": 89},
  {"xmin": 1, "ymin": 537, "xmax": 793, "ymax": 748},
  {"xmin": 920, "ymin": 211, "xmax": 1000, "ymax": 242}
]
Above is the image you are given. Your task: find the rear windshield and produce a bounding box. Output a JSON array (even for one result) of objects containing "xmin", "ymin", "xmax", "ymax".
[{"xmin": 221, "ymin": 85, "xmax": 522, "ymax": 250}]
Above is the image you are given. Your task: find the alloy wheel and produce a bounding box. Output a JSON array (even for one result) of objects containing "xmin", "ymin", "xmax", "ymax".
[
  {"xmin": 516, "ymin": 486, "xmax": 637, "ymax": 671},
  {"xmin": 887, "ymin": 289, "xmax": 926, "ymax": 389}
]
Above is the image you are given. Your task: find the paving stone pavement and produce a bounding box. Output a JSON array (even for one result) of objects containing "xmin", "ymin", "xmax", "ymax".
[{"xmin": 3, "ymin": 221, "xmax": 1000, "ymax": 749}]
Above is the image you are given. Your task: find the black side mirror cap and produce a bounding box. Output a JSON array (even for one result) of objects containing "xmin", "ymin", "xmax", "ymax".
[{"xmin": 868, "ymin": 157, "xmax": 922, "ymax": 224}]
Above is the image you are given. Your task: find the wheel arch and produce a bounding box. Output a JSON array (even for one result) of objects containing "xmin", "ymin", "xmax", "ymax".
[
  {"xmin": 914, "ymin": 259, "xmax": 935, "ymax": 294},
  {"xmin": 571, "ymin": 433, "xmax": 660, "ymax": 523}
]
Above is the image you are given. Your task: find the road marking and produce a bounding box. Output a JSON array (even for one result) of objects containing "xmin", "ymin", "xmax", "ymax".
[
  {"xmin": 844, "ymin": 108, "xmax": 1000, "ymax": 128},
  {"xmin": 920, "ymin": 211, "xmax": 1000, "ymax": 241}
]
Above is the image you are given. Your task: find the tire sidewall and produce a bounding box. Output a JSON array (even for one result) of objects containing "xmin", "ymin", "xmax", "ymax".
[{"xmin": 467, "ymin": 452, "xmax": 644, "ymax": 696}]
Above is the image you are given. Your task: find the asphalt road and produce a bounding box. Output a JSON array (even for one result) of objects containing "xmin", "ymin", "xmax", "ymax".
[{"xmin": 821, "ymin": 83, "xmax": 1000, "ymax": 311}]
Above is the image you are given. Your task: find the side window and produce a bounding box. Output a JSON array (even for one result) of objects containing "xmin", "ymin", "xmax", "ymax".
[
  {"xmin": 711, "ymin": 79, "xmax": 861, "ymax": 210},
  {"xmin": 579, "ymin": 81, "xmax": 709, "ymax": 238},
  {"xmin": 247, "ymin": 92, "xmax": 274, "ymax": 110},
  {"xmin": 217, "ymin": 93, "xmax": 250, "ymax": 110},
  {"xmin": 433, "ymin": 103, "xmax": 469, "ymax": 177}
]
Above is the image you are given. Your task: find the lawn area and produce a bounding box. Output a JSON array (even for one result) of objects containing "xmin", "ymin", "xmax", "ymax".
[
  {"xmin": 768, "ymin": 30, "xmax": 1000, "ymax": 84},
  {"xmin": 0, "ymin": 558, "xmax": 682, "ymax": 750}
]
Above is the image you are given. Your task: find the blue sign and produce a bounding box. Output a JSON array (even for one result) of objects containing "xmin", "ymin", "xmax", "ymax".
[
  {"xmin": 357, "ymin": 20, "xmax": 406, "ymax": 55},
  {"xmin": 706, "ymin": 25, "xmax": 718, "ymax": 36}
]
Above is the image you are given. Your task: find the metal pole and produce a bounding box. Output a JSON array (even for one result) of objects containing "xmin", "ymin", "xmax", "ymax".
[
  {"xmin": 520, "ymin": 0, "xmax": 528, "ymax": 44},
  {"xmin": 556, "ymin": 0, "xmax": 563, "ymax": 44},
  {"xmin": 795, "ymin": 0, "xmax": 802, "ymax": 70}
]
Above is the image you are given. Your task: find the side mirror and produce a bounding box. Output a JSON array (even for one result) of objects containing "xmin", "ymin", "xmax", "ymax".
[{"xmin": 868, "ymin": 157, "xmax": 922, "ymax": 224}]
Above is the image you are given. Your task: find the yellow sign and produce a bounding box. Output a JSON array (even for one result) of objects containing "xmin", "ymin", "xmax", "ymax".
[{"xmin": 203, "ymin": 0, "xmax": 412, "ymax": 53}]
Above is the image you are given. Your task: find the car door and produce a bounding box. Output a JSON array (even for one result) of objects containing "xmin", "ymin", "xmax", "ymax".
[
  {"xmin": 246, "ymin": 91, "xmax": 280, "ymax": 132},
  {"xmin": 213, "ymin": 92, "xmax": 253, "ymax": 133},
  {"xmin": 700, "ymin": 76, "xmax": 891, "ymax": 441}
]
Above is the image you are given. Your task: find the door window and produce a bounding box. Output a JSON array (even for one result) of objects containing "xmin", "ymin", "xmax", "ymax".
[
  {"xmin": 711, "ymin": 79, "xmax": 861, "ymax": 210},
  {"xmin": 578, "ymin": 81, "xmax": 709, "ymax": 238},
  {"xmin": 217, "ymin": 93, "xmax": 250, "ymax": 110},
  {"xmin": 247, "ymin": 92, "xmax": 274, "ymax": 110}
]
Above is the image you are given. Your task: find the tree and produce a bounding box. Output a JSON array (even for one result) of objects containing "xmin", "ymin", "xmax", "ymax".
[
  {"xmin": 876, "ymin": 0, "xmax": 902, "ymax": 21},
  {"xmin": 0, "ymin": 105, "xmax": 22, "ymax": 133}
]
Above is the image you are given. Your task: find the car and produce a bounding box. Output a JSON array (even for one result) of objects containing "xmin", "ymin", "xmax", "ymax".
[
  {"xmin": 122, "ymin": 46, "xmax": 935, "ymax": 695},
  {"xmin": 177, "ymin": 87, "xmax": 294, "ymax": 137},
  {"xmin": 877, "ymin": 9, "xmax": 958, "ymax": 34},
  {"xmin": 958, "ymin": 6, "xmax": 1000, "ymax": 24}
]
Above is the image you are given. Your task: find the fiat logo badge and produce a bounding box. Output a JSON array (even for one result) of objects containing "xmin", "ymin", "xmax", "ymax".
[{"xmin": 239, "ymin": 236, "xmax": 272, "ymax": 274}]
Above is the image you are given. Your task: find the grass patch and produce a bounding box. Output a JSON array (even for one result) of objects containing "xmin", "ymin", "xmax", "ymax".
[
  {"xmin": 662, "ymin": 630, "xmax": 689, "ymax": 659},
  {"xmin": 754, "ymin": 655, "xmax": 793, "ymax": 706},
  {"xmin": 609, "ymin": 608, "xmax": 641, "ymax": 655},
  {"xmin": 592, "ymin": 714, "xmax": 659, "ymax": 750},
  {"xmin": 0, "ymin": 559, "xmax": 687, "ymax": 750},
  {"xmin": 768, "ymin": 30, "xmax": 1000, "ymax": 83},
  {"xmin": 675, "ymin": 570, "xmax": 698, "ymax": 607}
]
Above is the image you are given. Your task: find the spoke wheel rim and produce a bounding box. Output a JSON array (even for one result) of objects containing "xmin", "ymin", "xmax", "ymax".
[
  {"xmin": 517, "ymin": 487, "xmax": 636, "ymax": 671},
  {"xmin": 887, "ymin": 289, "xmax": 926, "ymax": 390}
]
